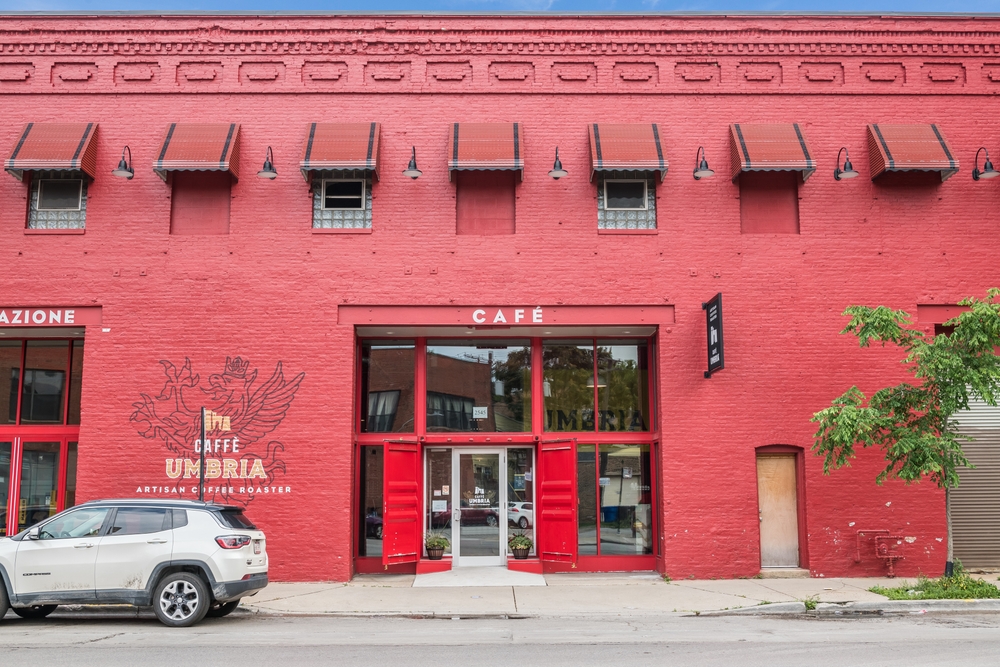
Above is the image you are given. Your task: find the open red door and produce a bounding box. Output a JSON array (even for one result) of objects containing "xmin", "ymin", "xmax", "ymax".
[
  {"xmin": 537, "ymin": 439, "xmax": 577, "ymax": 565},
  {"xmin": 382, "ymin": 440, "xmax": 421, "ymax": 567}
]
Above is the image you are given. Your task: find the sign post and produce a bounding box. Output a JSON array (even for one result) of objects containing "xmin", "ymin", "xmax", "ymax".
[
  {"xmin": 199, "ymin": 406, "xmax": 206, "ymax": 501},
  {"xmin": 702, "ymin": 293, "xmax": 724, "ymax": 378}
]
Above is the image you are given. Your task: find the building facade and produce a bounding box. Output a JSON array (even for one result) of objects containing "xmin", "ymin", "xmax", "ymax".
[{"xmin": 1, "ymin": 13, "xmax": 999, "ymax": 582}]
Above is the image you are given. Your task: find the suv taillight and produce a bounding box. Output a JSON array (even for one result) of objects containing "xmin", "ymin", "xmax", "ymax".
[{"xmin": 216, "ymin": 535, "xmax": 252, "ymax": 549}]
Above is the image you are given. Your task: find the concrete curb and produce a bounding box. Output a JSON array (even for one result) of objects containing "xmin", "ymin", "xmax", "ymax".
[{"xmin": 702, "ymin": 599, "xmax": 1000, "ymax": 617}]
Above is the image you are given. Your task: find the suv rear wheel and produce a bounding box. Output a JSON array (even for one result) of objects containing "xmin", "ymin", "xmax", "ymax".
[
  {"xmin": 0, "ymin": 582, "xmax": 9, "ymax": 621},
  {"xmin": 12, "ymin": 605, "xmax": 57, "ymax": 619},
  {"xmin": 153, "ymin": 573, "xmax": 210, "ymax": 627}
]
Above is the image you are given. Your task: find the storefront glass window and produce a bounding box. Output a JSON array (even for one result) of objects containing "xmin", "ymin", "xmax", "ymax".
[
  {"xmin": 507, "ymin": 447, "xmax": 534, "ymax": 555},
  {"xmin": 426, "ymin": 341, "xmax": 531, "ymax": 433},
  {"xmin": 65, "ymin": 442, "xmax": 78, "ymax": 508},
  {"xmin": 18, "ymin": 441, "xmax": 60, "ymax": 531},
  {"xmin": 0, "ymin": 441, "xmax": 10, "ymax": 536},
  {"xmin": 360, "ymin": 342, "xmax": 415, "ymax": 433},
  {"xmin": 543, "ymin": 342, "xmax": 595, "ymax": 432},
  {"xmin": 425, "ymin": 449, "xmax": 452, "ymax": 555},
  {"xmin": 20, "ymin": 340, "xmax": 69, "ymax": 425},
  {"xmin": 597, "ymin": 342, "xmax": 650, "ymax": 432},
  {"xmin": 577, "ymin": 444, "xmax": 598, "ymax": 555},
  {"xmin": 598, "ymin": 444, "xmax": 653, "ymax": 555},
  {"xmin": 68, "ymin": 340, "xmax": 84, "ymax": 425},
  {"xmin": 358, "ymin": 446, "xmax": 383, "ymax": 557}
]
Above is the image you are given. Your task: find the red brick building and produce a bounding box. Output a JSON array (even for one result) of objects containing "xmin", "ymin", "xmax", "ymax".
[{"xmin": 2, "ymin": 13, "xmax": 999, "ymax": 582}]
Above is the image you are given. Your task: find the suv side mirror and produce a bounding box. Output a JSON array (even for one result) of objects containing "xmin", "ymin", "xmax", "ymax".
[{"xmin": 27, "ymin": 527, "xmax": 40, "ymax": 540}]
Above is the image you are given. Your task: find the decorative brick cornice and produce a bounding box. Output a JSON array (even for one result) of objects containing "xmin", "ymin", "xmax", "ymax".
[{"xmin": 3, "ymin": 15, "xmax": 1000, "ymax": 95}]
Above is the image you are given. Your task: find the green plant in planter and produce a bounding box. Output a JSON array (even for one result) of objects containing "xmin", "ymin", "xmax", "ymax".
[
  {"xmin": 425, "ymin": 533, "xmax": 451, "ymax": 550},
  {"xmin": 508, "ymin": 532, "xmax": 533, "ymax": 550}
]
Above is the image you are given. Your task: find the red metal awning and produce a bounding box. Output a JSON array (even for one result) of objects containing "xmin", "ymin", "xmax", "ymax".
[
  {"xmin": 447, "ymin": 123, "xmax": 522, "ymax": 181},
  {"xmin": 588, "ymin": 123, "xmax": 667, "ymax": 182},
  {"xmin": 5, "ymin": 123, "xmax": 98, "ymax": 181},
  {"xmin": 154, "ymin": 123, "xmax": 241, "ymax": 181},
  {"xmin": 867, "ymin": 124, "xmax": 958, "ymax": 181},
  {"xmin": 729, "ymin": 123, "xmax": 815, "ymax": 182},
  {"xmin": 300, "ymin": 122, "xmax": 381, "ymax": 182}
]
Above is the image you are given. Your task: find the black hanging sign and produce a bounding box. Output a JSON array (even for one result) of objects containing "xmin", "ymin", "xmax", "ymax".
[{"xmin": 702, "ymin": 293, "xmax": 724, "ymax": 378}]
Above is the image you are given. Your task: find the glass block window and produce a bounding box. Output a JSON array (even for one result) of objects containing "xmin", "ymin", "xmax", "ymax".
[
  {"xmin": 597, "ymin": 171, "xmax": 656, "ymax": 230},
  {"xmin": 28, "ymin": 171, "xmax": 87, "ymax": 230},
  {"xmin": 312, "ymin": 169, "xmax": 373, "ymax": 229}
]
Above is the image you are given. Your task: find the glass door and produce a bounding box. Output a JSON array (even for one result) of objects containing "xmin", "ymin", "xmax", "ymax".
[
  {"xmin": 18, "ymin": 441, "xmax": 61, "ymax": 533},
  {"xmin": 0, "ymin": 441, "xmax": 11, "ymax": 537},
  {"xmin": 452, "ymin": 449, "xmax": 505, "ymax": 567}
]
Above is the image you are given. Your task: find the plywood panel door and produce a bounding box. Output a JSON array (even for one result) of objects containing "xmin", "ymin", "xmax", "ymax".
[{"xmin": 756, "ymin": 454, "xmax": 799, "ymax": 568}]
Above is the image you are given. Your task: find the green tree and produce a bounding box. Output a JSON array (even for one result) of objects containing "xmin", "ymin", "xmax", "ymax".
[{"xmin": 811, "ymin": 289, "xmax": 1000, "ymax": 574}]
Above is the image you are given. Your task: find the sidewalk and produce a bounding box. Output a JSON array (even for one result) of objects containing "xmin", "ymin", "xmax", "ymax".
[{"xmin": 240, "ymin": 571, "xmax": 1000, "ymax": 618}]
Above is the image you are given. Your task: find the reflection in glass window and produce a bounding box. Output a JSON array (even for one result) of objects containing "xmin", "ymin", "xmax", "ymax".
[
  {"xmin": 38, "ymin": 508, "xmax": 108, "ymax": 540},
  {"xmin": 543, "ymin": 342, "xmax": 595, "ymax": 432},
  {"xmin": 21, "ymin": 340, "xmax": 69, "ymax": 424},
  {"xmin": 426, "ymin": 341, "xmax": 531, "ymax": 432},
  {"xmin": 597, "ymin": 343, "xmax": 650, "ymax": 432},
  {"xmin": 358, "ymin": 446, "xmax": 383, "ymax": 557},
  {"xmin": 68, "ymin": 340, "xmax": 84, "ymax": 425},
  {"xmin": 1, "ymin": 341, "xmax": 20, "ymax": 425},
  {"xmin": 425, "ymin": 449, "xmax": 452, "ymax": 555},
  {"xmin": 577, "ymin": 445, "xmax": 597, "ymax": 555},
  {"xmin": 507, "ymin": 448, "xmax": 535, "ymax": 555},
  {"xmin": 109, "ymin": 507, "xmax": 169, "ymax": 536},
  {"xmin": 360, "ymin": 343, "xmax": 414, "ymax": 433},
  {"xmin": 18, "ymin": 441, "xmax": 61, "ymax": 532}
]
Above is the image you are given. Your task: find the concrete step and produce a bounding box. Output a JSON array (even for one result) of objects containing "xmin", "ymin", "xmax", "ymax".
[{"xmin": 758, "ymin": 568, "xmax": 810, "ymax": 579}]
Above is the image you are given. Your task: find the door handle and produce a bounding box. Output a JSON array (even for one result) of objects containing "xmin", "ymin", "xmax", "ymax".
[
  {"xmin": 147, "ymin": 539, "xmax": 168, "ymax": 544},
  {"xmin": 74, "ymin": 543, "xmax": 94, "ymax": 549}
]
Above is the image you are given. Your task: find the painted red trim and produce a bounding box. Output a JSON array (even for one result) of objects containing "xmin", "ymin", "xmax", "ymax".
[
  {"xmin": 23, "ymin": 229, "xmax": 86, "ymax": 235},
  {"xmin": 414, "ymin": 338, "xmax": 427, "ymax": 438},
  {"xmin": 354, "ymin": 557, "xmax": 416, "ymax": 575},
  {"xmin": 544, "ymin": 555, "xmax": 657, "ymax": 573},
  {"xmin": 506, "ymin": 558, "xmax": 543, "ymax": 574},
  {"xmin": 415, "ymin": 557, "xmax": 452, "ymax": 574}
]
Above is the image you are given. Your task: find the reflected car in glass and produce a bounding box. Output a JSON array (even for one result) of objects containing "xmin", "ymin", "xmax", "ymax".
[{"xmin": 507, "ymin": 502, "xmax": 533, "ymax": 528}]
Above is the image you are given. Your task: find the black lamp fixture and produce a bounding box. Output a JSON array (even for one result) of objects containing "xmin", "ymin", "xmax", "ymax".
[
  {"xmin": 548, "ymin": 147, "xmax": 568, "ymax": 179},
  {"xmin": 973, "ymin": 147, "xmax": 999, "ymax": 181},
  {"xmin": 834, "ymin": 147, "xmax": 858, "ymax": 180},
  {"xmin": 402, "ymin": 146, "xmax": 422, "ymax": 179},
  {"xmin": 257, "ymin": 146, "xmax": 277, "ymax": 179},
  {"xmin": 111, "ymin": 146, "xmax": 134, "ymax": 179},
  {"xmin": 693, "ymin": 146, "xmax": 714, "ymax": 180}
]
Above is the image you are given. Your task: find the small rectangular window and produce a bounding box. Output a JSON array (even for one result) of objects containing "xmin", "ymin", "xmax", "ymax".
[
  {"xmin": 604, "ymin": 180, "xmax": 647, "ymax": 210},
  {"xmin": 171, "ymin": 509, "xmax": 189, "ymax": 529},
  {"xmin": 217, "ymin": 509, "xmax": 257, "ymax": 530},
  {"xmin": 109, "ymin": 507, "xmax": 169, "ymax": 536},
  {"xmin": 323, "ymin": 180, "xmax": 365, "ymax": 210},
  {"xmin": 37, "ymin": 180, "xmax": 83, "ymax": 210}
]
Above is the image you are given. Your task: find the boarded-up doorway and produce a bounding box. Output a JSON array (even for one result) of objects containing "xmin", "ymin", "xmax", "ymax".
[{"xmin": 756, "ymin": 454, "xmax": 800, "ymax": 568}]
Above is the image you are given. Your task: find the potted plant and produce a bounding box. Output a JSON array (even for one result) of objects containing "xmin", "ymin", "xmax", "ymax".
[
  {"xmin": 508, "ymin": 531, "xmax": 533, "ymax": 560},
  {"xmin": 425, "ymin": 533, "xmax": 450, "ymax": 560}
]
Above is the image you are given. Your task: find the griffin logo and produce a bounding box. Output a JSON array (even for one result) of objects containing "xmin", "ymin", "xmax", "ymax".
[{"xmin": 130, "ymin": 356, "xmax": 305, "ymax": 507}]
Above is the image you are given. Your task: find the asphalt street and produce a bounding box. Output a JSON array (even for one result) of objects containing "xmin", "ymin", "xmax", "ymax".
[{"xmin": 1, "ymin": 610, "xmax": 999, "ymax": 666}]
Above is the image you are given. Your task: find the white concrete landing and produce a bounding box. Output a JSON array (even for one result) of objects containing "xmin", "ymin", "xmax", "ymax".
[{"xmin": 413, "ymin": 566, "xmax": 547, "ymax": 588}]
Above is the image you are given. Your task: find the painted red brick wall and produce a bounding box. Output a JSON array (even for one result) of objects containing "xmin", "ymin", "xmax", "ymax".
[{"xmin": 2, "ymin": 14, "xmax": 1000, "ymax": 581}]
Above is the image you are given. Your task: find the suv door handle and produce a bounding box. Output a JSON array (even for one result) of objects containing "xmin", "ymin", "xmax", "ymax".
[
  {"xmin": 74, "ymin": 543, "xmax": 95, "ymax": 549},
  {"xmin": 147, "ymin": 538, "xmax": 168, "ymax": 544}
]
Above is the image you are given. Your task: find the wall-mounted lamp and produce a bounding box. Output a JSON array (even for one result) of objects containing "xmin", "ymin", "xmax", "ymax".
[
  {"xmin": 973, "ymin": 147, "xmax": 999, "ymax": 180},
  {"xmin": 548, "ymin": 147, "xmax": 568, "ymax": 179},
  {"xmin": 111, "ymin": 146, "xmax": 134, "ymax": 179},
  {"xmin": 834, "ymin": 147, "xmax": 858, "ymax": 180},
  {"xmin": 257, "ymin": 146, "xmax": 277, "ymax": 179},
  {"xmin": 693, "ymin": 146, "xmax": 714, "ymax": 180},
  {"xmin": 402, "ymin": 146, "xmax": 422, "ymax": 179}
]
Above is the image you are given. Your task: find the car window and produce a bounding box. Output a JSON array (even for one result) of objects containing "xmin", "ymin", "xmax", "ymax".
[
  {"xmin": 172, "ymin": 509, "xmax": 188, "ymax": 529},
  {"xmin": 524, "ymin": 503, "xmax": 532, "ymax": 511},
  {"xmin": 38, "ymin": 508, "xmax": 109, "ymax": 540},
  {"xmin": 216, "ymin": 509, "xmax": 256, "ymax": 530},
  {"xmin": 108, "ymin": 507, "xmax": 170, "ymax": 536}
]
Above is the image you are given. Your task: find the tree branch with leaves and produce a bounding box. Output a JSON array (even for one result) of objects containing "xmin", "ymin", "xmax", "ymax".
[{"xmin": 812, "ymin": 289, "xmax": 1000, "ymax": 574}]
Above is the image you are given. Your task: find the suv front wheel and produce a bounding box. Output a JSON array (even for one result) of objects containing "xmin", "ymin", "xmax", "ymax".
[{"xmin": 153, "ymin": 573, "xmax": 210, "ymax": 627}]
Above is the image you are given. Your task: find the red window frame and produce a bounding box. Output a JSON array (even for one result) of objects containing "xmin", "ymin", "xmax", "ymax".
[
  {"xmin": 352, "ymin": 334, "xmax": 660, "ymax": 571},
  {"xmin": 1, "ymin": 338, "xmax": 82, "ymax": 536}
]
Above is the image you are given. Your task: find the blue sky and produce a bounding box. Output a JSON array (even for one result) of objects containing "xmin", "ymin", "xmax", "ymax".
[{"xmin": 0, "ymin": 1, "xmax": 991, "ymax": 15}]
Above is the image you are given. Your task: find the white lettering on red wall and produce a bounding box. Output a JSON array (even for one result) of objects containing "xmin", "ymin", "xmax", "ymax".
[
  {"xmin": 0, "ymin": 307, "xmax": 102, "ymax": 326},
  {"xmin": 472, "ymin": 307, "xmax": 543, "ymax": 324}
]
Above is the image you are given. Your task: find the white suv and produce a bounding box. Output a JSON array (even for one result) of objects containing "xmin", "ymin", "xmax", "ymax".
[{"xmin": 0, "ymin": 499, "xmax": 267, "ymax": 627}]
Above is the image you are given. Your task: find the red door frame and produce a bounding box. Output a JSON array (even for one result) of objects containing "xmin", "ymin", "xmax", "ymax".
[
  {"xmin": 353, "ymin": 333, "xmax": 661, "ymax": 575},
  {"xmin": 1, "ymin": 337, "xmax": 82, "ymax": 536}
]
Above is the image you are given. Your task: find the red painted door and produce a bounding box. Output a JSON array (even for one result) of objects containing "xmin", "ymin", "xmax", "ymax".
[
  {"xmin": 537, "ymin": 439, "xmax": 577, "ymax": 565},
  {"xmin": 382, "ymin": 441, "xmax": 422, "ymax": 567}
]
